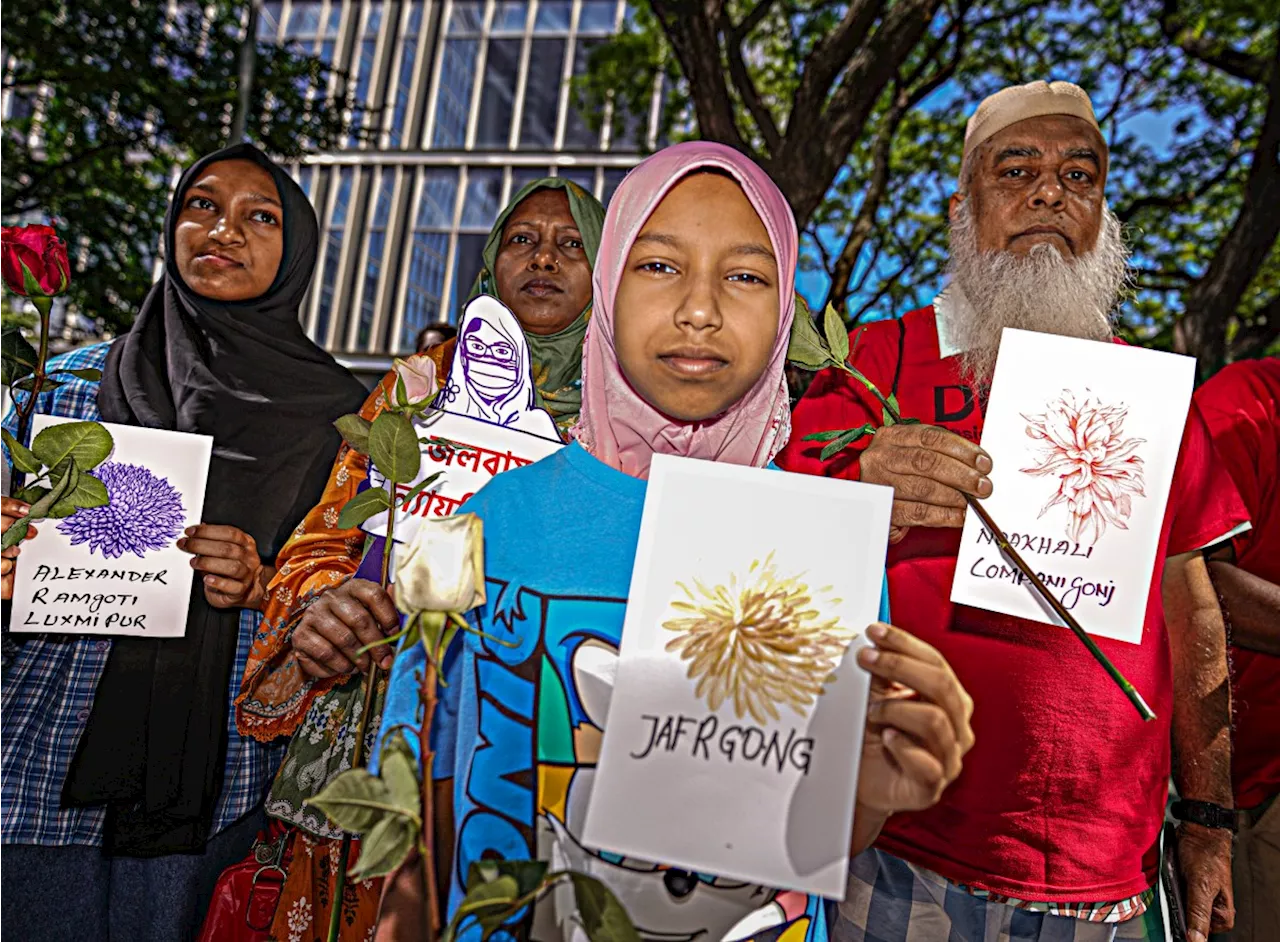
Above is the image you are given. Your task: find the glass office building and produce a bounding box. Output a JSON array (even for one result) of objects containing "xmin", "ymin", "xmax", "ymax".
[{"xmin": 261, "ymin": 0, "xmax": 660, "ymax": 366}]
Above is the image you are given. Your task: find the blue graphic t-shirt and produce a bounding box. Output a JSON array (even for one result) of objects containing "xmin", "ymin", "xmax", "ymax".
[{"xmin": 381, "ymin": 443, "xmax": 889, "ymax": 942}]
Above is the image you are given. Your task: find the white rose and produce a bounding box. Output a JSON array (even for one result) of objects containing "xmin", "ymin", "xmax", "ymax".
[{"xmin": 394, "ymin": 513, "xmax": 486, "ymax": 613}]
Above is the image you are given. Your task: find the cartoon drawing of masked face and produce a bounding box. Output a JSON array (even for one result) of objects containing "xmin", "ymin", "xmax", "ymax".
[
  {"xmin": 533, "ymin": 639, "xmax": 776, "ymax": 942},
  {"xmin": 440, "ymin": 295, "xmax": 560, "ymax": 441},
  {"xmin": 461, "ymin": 318, "xmax": 520, "ymax": 401}
]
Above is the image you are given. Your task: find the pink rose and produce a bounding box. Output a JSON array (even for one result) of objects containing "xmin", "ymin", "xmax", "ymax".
[{"xmin": 393, "ymin": 354, "xmax": 438, "ymax": 407}]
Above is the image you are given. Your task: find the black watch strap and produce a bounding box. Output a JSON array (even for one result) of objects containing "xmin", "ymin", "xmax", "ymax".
[{"xmin": 1171, "ymin": 799, "xmax": 1238, "ymax": 832}]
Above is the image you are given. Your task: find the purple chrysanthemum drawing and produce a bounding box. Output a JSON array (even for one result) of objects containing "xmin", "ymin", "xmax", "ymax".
[{"xmin": 57, "ymin": 461, "xmax": 186, "ymax": 559}]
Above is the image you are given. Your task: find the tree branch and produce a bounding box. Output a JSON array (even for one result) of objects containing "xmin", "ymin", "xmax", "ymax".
[
  {"xmin": 649, "ymin": 0, "xmax": 753, "ymax": 154},
  {"xmin": 721, "ymin": 0, "xmax": 783, "ymax": 154},
  {"xmin": 791, "ymin": 0, "xmax": 886, "ymax": 124},
  {"xmin": 1160, "ymin": 0, "xmax": 1268, "ymax": 84}
]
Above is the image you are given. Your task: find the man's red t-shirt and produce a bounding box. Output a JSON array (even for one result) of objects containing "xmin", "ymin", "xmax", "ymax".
[
  {"xmin": 778, "ymin": 304, "xmax": 1248, "ymax": 901},
  {"xmin": 1194, "ymin": 358, "xmax": 1280, "ymax": 811}
]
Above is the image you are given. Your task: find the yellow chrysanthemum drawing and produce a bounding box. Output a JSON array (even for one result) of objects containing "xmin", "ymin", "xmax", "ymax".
[{"xmin": 663, "ymin": 554, "xmax": 853, "ymax": 725}]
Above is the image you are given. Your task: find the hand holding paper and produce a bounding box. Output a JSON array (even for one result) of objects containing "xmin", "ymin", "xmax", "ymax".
[
  {"xmin": 853, "ymin": 622, "xmax": 975, "ymax": 831},
  {"xmin": 860, "ymin": 424, "xmax": 993, "ymax": 541},
  {"xmin": 1, "ymin": 497, "xmax": 38, "ymax": 600},
  {"xmin": 177, "ymin": 523, "xmax": 272, "ymax": 610}
]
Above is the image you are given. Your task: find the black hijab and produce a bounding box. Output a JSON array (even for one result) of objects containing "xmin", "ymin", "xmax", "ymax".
[{"xmin": 63, "ymin": 143, "xmax": 368, "ymax": 855}]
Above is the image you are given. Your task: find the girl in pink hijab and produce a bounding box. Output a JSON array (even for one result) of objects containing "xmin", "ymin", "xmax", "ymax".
[{"xmin": 408, "ymin": 142, "xmax": 973, "ymax": 942}]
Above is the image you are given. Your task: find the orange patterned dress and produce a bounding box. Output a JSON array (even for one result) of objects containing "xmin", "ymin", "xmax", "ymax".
[{"xmin": 235, "ymin": 344, "xmax": 455, "ymax": 941}]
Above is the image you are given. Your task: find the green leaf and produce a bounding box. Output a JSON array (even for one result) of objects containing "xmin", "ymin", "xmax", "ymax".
[
  {"xmin": 819, "ymin": 425, "xmax": 876, "ymax": 461},
  {"xmin": 19, "ymin": 259, "xmax": 44, "ymax": 298},
  {"xmin": 348, "ymin": 813, "xmax": 416, "ymax": 881},
  {"xmin": 13, "ymin": 375, "xmax": 64, "ymax": 393},
  {"xmin": 1, "ymin": 517, "xmax": 31, "ymax": 550},
  {"xmin": 54, "ymin": 470, "xmax": 109, "ymax": 516},
  {"xmin": 456, "ymin": 875, "xmax": 521, "ymax": 940},
  {"xmin": 49, "ymin": 367, "xmax": 102, "ymax": 382},
  {"xmin": 380, "ymin": 731, "xmax": 422, "ymax": 813},
  {"xmin": 398, "ymin": 470, "xmax": 444, "ymax": 510},
  {"xmin": 394, "ymin": 373, "xmax": 409, "ymax": 410},
  {"xmin": 2, "ymin": 428, "xmax": 42, "ymax": 474},
  {"xmin": 823, "ymin": 303, "xmax": 850, "ymax": 368},
  {"xmin": 30, "ymin": 421, "xmax": 114, "ymax": 473},
  {"xmin": 14, "ymin": 484, "xmax": 50, "ymax": 504},
  {"xmin": 334, "ymin": 413, "xmax": 372, "ymax": 454},
  {"xmin": 464, "ymin": 860, "xmax": 548, "ymax": 900},
  {"xmin": 801, "ymin": 428, "xmax": 854, "ymax": 442},
  {"xmin": 1, "ymin": 327, "xmax": 39, "ymax": 386},
  {"xmin": 368, "ymin": 411, "xmax": 421, "ymax": 485},
  {"xmin": 881, "ymin": 393, "xmax": 904, "ymax": 425},
  {"xmin": 336, "ymin": 486, "xmax": 392, "ymax": 530},
  {"xmin": 26, "ymin": 460, "xmax": 77, "ymax": 520},
  {"xmin": 570, "ymin": 873, "xmax": 641, "ymax": 942},
  {"xmin": 307, "ymin": 768, "xmax": 398, "ymax": 835},
  {"xmin": 786, "ymin": 297, "xmax": 835, "ymax": 372}
]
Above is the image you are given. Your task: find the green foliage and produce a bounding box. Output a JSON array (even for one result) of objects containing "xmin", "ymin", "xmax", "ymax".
[
  {"xmin": 441, "ymin": 862, "xmax": 640, "ymax": 942},
  {"xmin": 31, "ymin": 421, "xmax": 115, "ymax": 476},
  {"xmin": 335, "ymin": 486, "xmax": 392, "ymax": 530},
  {"xmin": 368, "ymin": 412, "xmax": 422, "ymax": 486},
  {"xmin": 334, "ymin": 414, "xmax": 373, "ymax": 455},
  {"xmin": 1, "ymin": 328, "xmax": 39, "ymax": 387},
  {"xmin": 1, "ymin": 0, "xmax": 368, "ymax": 334},
  {"xmin": 588, "ymin": 0, "xmax": 1280, "ymax": 373},
  {"xmin": 0, "ymin": 424, "xmax": 115, "ymax": 548}
]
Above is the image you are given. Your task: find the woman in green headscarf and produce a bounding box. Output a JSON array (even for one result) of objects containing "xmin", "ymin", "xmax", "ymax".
[{"xmin": 423, "ymin": 177, "xmax": 605, "ymax": 437}]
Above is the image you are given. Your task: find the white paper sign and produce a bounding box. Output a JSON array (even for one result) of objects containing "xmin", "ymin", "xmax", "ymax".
[
  {"xmin": 363, "ymin": 294, "xmax": 563, "ymax": 545},
  {"xmin": 950, "ymin": 329, "xmax": 1195, "ymax": 644},
  {"xmin": 582, "ymin": 455, "xmax": 892, "ymax": 899},
  {"xmin": 10, "ymin": 416, "xmax": 213, "ymax": 637},
  {"xmin": 362, "ymin": 410, "xmax": 562, "ymax": 545}
]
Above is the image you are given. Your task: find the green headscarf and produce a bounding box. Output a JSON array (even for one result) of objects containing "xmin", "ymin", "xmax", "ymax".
[{"xmin": 467, "ymin": 177, "xmax": 606, "ymax": 434}]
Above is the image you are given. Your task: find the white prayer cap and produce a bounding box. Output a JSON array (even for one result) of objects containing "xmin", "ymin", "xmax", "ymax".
[{"xmin": 963, "ymin": 81, "xmax": 1100, "ymax": 163}]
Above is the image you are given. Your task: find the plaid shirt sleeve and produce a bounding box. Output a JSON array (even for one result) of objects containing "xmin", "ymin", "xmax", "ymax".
[{"xmin": 3, "ymin": 342, "xmax": 284, "ymax": 846}]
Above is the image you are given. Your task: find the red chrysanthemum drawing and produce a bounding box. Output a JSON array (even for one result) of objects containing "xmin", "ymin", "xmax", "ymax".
[{"xmin": 1020, "ymin": 389, "xmax": 1147, "ymax": 545}]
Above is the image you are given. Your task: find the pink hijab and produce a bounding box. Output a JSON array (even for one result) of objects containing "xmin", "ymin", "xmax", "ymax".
[{"xmin": 574, "ymin": 141, "xmax": 798, "ymax": 479}]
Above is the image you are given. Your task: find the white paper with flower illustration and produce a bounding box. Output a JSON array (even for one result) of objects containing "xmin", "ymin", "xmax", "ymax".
[
  {"xmin": 582, "ymin": 454, "xmax": 892, "ymax": 899},
  {"xmin": 949, "ymin": 328, "xmax": 1196, "ymax": 644},
  {"xmin": 10, "ymin": 415, "xmax": 213, "ymax": 638},
  {"xmin": 361, "ymin": 295, "xmax": 563, "ymax": 548}
]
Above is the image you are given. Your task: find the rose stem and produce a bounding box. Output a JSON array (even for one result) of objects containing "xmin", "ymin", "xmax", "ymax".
[
  {"xmin": 328, "ymin": 493, "xmax": 398, "ymax": 942},
  {"xmin": 877, "ymin": 394, "xmax": 1155, "ymax": 723},
  {"xmin": 419, "ymin": 651, "xmax": 441, "ymax": 939},
  {"xmin": 13, "ymin": 296, "xmax": 53, "ymax": 490}
]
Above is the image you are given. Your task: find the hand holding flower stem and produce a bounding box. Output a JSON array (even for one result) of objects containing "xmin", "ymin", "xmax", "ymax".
[{"xmin": 788, "ymin": 302, "xmax": 1155, "ymax": 722}]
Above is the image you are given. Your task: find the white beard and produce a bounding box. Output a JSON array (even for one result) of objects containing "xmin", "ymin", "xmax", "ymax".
[{"xmin": 942, "ymin": 200, "xmax": 1129, "ymax": 386}]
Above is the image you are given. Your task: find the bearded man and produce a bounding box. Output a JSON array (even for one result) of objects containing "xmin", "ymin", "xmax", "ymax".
[{"xmin": 780, "ymin": 81, "xmax": 1248, "ymax": 942}]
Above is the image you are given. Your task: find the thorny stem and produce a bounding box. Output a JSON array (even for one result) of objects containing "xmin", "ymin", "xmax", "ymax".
[
  {"xmin": 870, "ymin": 380, "xmax": 1155, "ymax": 722},
  {"xmin": 13, "ymin": 297, "xmax": 53, "ymax": 491}
]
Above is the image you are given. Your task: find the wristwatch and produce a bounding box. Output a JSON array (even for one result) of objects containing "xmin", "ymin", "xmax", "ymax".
[{"xmin": 1171, "ymin": 799, "xmax": 1238, "ymax": 832}]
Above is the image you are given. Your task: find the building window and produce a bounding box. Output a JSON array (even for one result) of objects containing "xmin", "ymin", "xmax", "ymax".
[
  {"xmin": 493, "ymin": 0, "xmax": 529, "ymax": 32},
  {"xmin": 452, "ymin": 233, "xmax": 487, "ymax": 320},
  {"xmin": 558, "ymin": 167, "xmax": 596, "ymax": 195},
  {"xmin": 357, "ymin": 170, "xmax": 396, "ymax": 348},
  {"xmin": 315, "ymin": 166, "xmax": 354, "ymax": 344},
  {"xmin": 602, "ymin": 168, "xmax": 627, "ymax": 204},
  {"xmin": 475, "ymin": 38, "xmax": 522, "ymax": 149},
  {"xmin": 562, "ymin": 39, "xmax": 603, "ymax": 150},
  {"xmin": 433, "ymin": 36, "xmax": 479, "ymax": 147},
  {"xmin": 350, "ymin": 3, "xmax": 385, "ymax": 146},
  {"xmin": 388, "ymin": 2, "xmax": 424, "ymax": 148},
  {"xmin": 401, "ymin": 168, "xmax": 460, "ymax": 351},
  {"xmin": 534, "ymin": 0, "xmax": 572, "ymax": 32},
  {"xmin": 519, "ymin": 38, "xmax": 565, "ymax": 149},
  {"xmin": 578, "ymin": 0, "xmax": 619, "ymax": 33}
]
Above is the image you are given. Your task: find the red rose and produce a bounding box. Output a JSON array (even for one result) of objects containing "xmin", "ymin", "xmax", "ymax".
[{"xmin": 1, "ymin": 224, "xmax": 71, "ymax": 298}]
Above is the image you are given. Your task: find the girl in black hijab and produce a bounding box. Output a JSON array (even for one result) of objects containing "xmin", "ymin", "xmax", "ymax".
[{"xmin": 2, "ymin": 143, "xmax": 367, "ymax": 942}]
